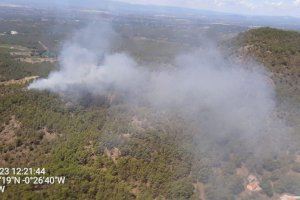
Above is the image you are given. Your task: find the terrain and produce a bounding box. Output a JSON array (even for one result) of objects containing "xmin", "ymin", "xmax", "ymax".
[{"xmin": 0, "ymin": 6, "xmax": 300, "ymax": 200}]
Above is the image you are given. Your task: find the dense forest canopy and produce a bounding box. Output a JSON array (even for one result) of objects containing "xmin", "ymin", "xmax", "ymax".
[{"xmin": 0, "ymin": 6, "xmax": 300, "ymax": 200}]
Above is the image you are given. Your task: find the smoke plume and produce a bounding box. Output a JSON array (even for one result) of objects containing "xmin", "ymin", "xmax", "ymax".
[{"xmin": 29, "ymin": 24, "xmax": 288, "ymax": 153}]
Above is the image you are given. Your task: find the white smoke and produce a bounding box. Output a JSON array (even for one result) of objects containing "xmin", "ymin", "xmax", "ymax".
[
  {"xmin": 29, "ymin": 48, "xmax": 143, "ymax": 95},
  {"xmin": 29, "ymin": 24, "xmax": 286, "ymax": 146}
]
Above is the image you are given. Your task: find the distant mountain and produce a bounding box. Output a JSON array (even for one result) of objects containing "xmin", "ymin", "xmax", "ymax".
[{"xmin": 1, "ymin": 0, "xmax": 300, "ymax": 30}]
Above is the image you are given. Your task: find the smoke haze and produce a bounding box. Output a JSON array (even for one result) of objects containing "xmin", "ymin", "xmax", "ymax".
[{"xmin": 29, "ymin": 24, "xmax": 288, "ymax": 155}]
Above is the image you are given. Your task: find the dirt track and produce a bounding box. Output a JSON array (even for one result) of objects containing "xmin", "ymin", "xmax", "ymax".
[{"xmin": 0, "ymin": 76, "xmax": 39, "ymax": 86}]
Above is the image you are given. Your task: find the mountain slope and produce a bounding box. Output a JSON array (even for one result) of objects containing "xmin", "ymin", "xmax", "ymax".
[
  {"xmin": 1, "ymin": 26, "xmax": 300, "ymax": 199},
  {"xmin": 233, "ymin": 27, "xmax": 300, "ymax": 101}
]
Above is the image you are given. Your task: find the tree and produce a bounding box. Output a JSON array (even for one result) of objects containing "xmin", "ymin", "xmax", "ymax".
[{"xmin": 261, "ymin": 179, "xmax": 273, "ymax": 197}]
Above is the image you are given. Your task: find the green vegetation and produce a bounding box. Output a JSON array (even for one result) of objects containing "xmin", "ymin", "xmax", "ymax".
[
  {"xmin": 233, "ymin": 27, "xmax": 300, "ymax": 104},
  {"xmin": 0, "ymin": 14, "xmax": 300, "ymax": 200},
  {"xmin": 0, "ymin": 47, "xmax": 55, "ymax": 81}
]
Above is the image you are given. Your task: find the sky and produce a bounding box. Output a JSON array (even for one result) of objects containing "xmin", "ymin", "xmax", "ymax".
[
  {"xmin": 114, "ymin": 0, "xmax": 300, "ymax": 17},
  {"xmin": 0, "ymin": 0, "xmax": 299, "ymax": 17}
]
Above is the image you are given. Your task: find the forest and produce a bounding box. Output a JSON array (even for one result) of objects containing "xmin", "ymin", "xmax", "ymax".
[{"xmin": 0, "ymin": 10, "xmax": 300, "ymax": 199}]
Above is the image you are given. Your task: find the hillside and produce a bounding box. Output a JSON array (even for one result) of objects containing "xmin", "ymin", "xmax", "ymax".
[
  {"xmin": 233, "ymin": 27, "xmax": 300, "ymax": 102},
  {"xmin": 1, "ymin": 23, "xmax": 300, "ymax": 200},
  {"xmin": 229, "ymin": 27, "xmax": 300, "ymax": 132}
]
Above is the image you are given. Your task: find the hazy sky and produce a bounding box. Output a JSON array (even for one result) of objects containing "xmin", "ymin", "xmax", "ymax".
[
  {"xmin": 115, "ymin": 0, "xmax": 300, "ymax": 17},
  {"xmin": 1, "ymin": 0, "xmax": 300, "ymax": 17}
]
